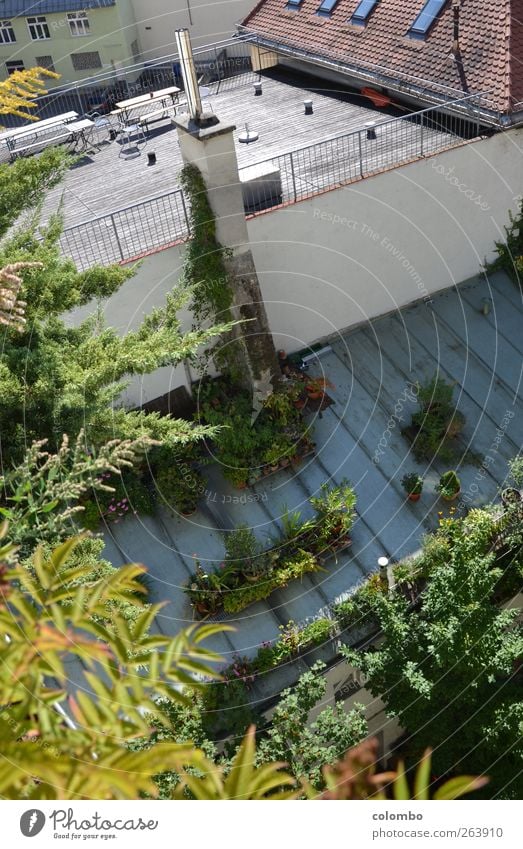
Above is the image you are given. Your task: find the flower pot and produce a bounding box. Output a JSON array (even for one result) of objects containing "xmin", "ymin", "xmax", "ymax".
[
  {"xmin": 235, "ymin": 481, "xmax": 247, "ymax": 490},
  {"xmin": 195, "ymin": 602, "xmax": 212, "ymax": 616},
  {"xmin": 294, "ymin": 399, "xmax": 306, "ymax": 410},
  {"xmin": 442, "ymin": 490, "xmax": 460, "ymax": 502},
  {"xmin": 407, "ymin": 492, "xmax": 421, "ymax": 502},
  {"xmin": 244, "ymin": 574, "xmax": 260, "ymax": 584},
  {"xmin": 307, "ymin": 390, "xmax": 323, "ymax": 400},
  {"xmin": 501, "ymin": 487, "xmax": 522, "ymax": 508},
  {"xmin": 280, "ymin": 458, "xmax": 290, "ymax": 468},
  {"xmin": 181, "ymin": 509, "xmax": 196, "ymax": 517}
]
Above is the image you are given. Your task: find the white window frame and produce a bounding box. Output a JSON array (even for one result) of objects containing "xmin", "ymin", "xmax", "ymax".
[
  {"xmin": 0, "ymin": 20, "xmax": 16, "ymax": 44},
  {"xmin": 27, "ymin": 16, "xmax": 50, "ymax": 41},
  {"xmin": 67, "ymin": 11, "xmax": 90, "ymax": 37},
  {"xmin": 6, "ymin": 60, "xmax": 25, "ymax": 75}
]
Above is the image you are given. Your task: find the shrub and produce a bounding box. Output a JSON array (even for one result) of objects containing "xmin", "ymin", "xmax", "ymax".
[
  {"xmin": 406, "ymin": 374, "xmax": 465, "ymax": 462},
  {"xmin": 436, "ymin": 470, "xmax": 461, "ymax": 498}
]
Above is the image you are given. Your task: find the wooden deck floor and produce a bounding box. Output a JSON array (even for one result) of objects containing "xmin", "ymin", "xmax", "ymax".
[{"xmin": 38, "ymin": 68, "xmax": 456, "ymax": 240}]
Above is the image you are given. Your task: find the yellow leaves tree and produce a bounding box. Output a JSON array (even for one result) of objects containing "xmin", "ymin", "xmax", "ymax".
[{"xmin": 0, "ymin": 66, "xmax": 59, "ymax": 123}]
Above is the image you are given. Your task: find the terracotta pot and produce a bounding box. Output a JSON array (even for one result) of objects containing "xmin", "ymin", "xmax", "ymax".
[
  {"xmin": 195, "ymin": 602, "xmax": 212, "ymax": 616},
  {"xmin": 236, "ymin": 481, "xmax": 247, "ymax": 490},
  {"xmin": 280, "ymin": 458, "xmax": 290, "ymax": 468},
  {"xmin": 294, "ymin": 399, "xmax": 306, "ymax": 410},
  {"xmin": 307, "ymin": 390, "xmax": 323, "ymax": 400},
  {"xmin": 269, "ymin": 464, "xmax": 279, "ymax": 473},
  {"xmin": 407, "ymin": 492, "xmax": 421, "ymax": 502}
]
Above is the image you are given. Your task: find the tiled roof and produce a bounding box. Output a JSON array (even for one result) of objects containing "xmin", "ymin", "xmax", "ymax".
[
  {"xmin": 0, "ymin": 0, "xmax": 115, "ymax": 16},
  {"xmin": 241, "ymin": 0, "xmax": 521, "ymax": 115}
]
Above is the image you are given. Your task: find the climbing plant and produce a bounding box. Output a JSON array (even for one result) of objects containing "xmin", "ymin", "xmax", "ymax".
[{"xmin": 179, "ymin": 163, "xmax": 234, "ymax": 324}]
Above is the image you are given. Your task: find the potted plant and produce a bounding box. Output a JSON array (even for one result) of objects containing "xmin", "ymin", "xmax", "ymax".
[
  {"xmin": 224, "ymin": 525, "xmax": 261, "ymax": 581},
  {"xmin": 401, "ymin": 472, "xmax": 423, "ymax": 502},
  {"xmin": 502, "ymin": 456, "xmax": 523, "ymax": 509},
  {"xmin": 305, "ymin": 376, "xmax": 334, "ymax": 401},
  {"xmin": 310, "ymin": 480, "xmax": 357, "ymax": 553},
  {"xmin": 436, "ymin": 470, "xmax": 461, "ymax": 501}
]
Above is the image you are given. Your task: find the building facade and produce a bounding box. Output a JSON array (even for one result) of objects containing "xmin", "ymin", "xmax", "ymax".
[
  {"xmin": 129, "ymin": 0, "xmax": 255, "ymax": 58},
  {"xmin": 0, "ymin": 0, "xmax": 141, "ymax": 86}
]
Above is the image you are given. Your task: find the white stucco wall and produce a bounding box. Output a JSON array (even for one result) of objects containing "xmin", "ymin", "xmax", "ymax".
[
  {"xmin": 68, "ymin": 128, "xmax": 523, "ymax": 406},
  {"xmin": 249, "ymin": 129, "xmax": 523, "ymax": 351}
]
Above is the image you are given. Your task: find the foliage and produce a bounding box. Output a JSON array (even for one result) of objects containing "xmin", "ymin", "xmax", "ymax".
[
  {"xmin": 508, "ymin": 455, "xmax": 523, "ymax": 488},
  {"xmin": 255, "ymin": 663, "xmax": 367, "ymax": 789},
  {"xmin": 223, "ymin": 551, "xmax": 321, "ymax": 614},
  {"xmin": 401, "ymin": 472, "xmax": 423, "ymax": 495},
  {"xmin": 342, "ymin": 515, "xmax": 523, "ymax": 798},
  {"xmin": 436, "ymin": 469, "xmax": 461, "ymax": 498},
  {"xmin": 0, "ymin": 146, "xmax": 71, "ymax": 237},
  {"xmin": 196, "ymin": 378, "xmax": 312, "ymax": 486},
  {"xmin": 0, "ymin": 66, "xmax": 59, "ymax": 123},
  {"xmin": 179, "ymin": 163, "xmax": 233, "ymax": 325},
  {"xmin": 253, "ymin": 618, "xmax": 335, "ymax": 674},
  {"xmin": 485, "ymin": 200, "xmax": 523, "ymax": 285},
  {"xmin": 173, "ymin": 726, "xmax": 297, "ymax": 800},
  {"xmin": 25, "ymin": 536, "xmax": 148, "ymax": 633},
  {"xmin": 151, "ymin": 443, "xmax": 206, "ymax": 515},
  {"xmin": 0, "ymin": 431, "xmax": 153, "ymax": 556},
  {"xmin": 80, "ymin": 466, "xmax": 155, "ymax": 530},
  {"xmin": 0, "ymin": 526, "xmax": 230, "ymax": 799},
  {"xmin": 0, "ymin": 155, "xmax": 232, "ymax": 465},
  {"xmin": 405, "ymin": 373, "xmax": 465, "ymax": 462},
  {"xmin": 316, "ymin": 738, "xmax": 488, "ymax": 800},
  {"xmin": 0, "ymin": 262, "xmax": 42, "ymax": 331},
  {"xmin": 186, "ymin": 482, "xmax": 356, "ymax": 614}
]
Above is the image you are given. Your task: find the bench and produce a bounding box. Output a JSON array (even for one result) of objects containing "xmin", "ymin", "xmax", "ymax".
[{"xmin": 9, "ymin": 127, "xmax": 76, "ymax": 160}]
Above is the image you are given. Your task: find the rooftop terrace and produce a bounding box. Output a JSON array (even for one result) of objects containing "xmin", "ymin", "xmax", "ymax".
[
  {"xmin": 27, "ymin": 67, "xmax": 480, "ymax": 270},
  {"xmin": 93, "ymin": 271, "xmax": 523, "ymax": 701}
]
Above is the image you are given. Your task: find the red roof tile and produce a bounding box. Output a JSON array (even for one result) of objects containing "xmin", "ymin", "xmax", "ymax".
[{"xmin": 241, "ymin": 0, "xmax": 521, "ymax": 115}]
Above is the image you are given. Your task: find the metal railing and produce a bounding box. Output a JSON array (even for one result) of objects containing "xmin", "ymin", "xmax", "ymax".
[
  {"xmin": 60, "ymin": 190, "xmax": 190, "ymax": 270},
  {"xmin": 60, "ymin": 92, "xmax": 485, "ymax": 270},
  {"xmin": 249, "ymin": 92, "xmax": 484, "ymax": 209},
  {"xmin": 1, "ymin": 36, "xmax": 256, "ymax": 129}
]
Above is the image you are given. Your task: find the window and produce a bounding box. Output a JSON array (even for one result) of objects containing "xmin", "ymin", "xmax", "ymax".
[
  {"xmin": 286, "ymin": 0, "xmax": 304, "ymax": 8},
  {"xmin": 0, "ymin": 20, "xmax": 15, "ymax": 44},
  {"xmin": 6, "ymin": 60, "xmax": 24, "ymax": 75},
  {"xmin": 27, "ymin": 16, "xmax": 50, "ymax": 40},
  {"xmin": 71, "ymin": 51, "xmax": 102, "ymax": 71},
  {"xmin": 67, "ymin": 11, "xmax": 90, "ymax": 37},
  {"xmin": 36, "ymin": 55, "xmax": 55, "ymax": 72},
  {"xmin": 317, "ymin": 0, "xmax": 340, "ymax": 15},
  {"xmin": 350, "ymin": 0, "xmax": 379, "ymax": 26},
  {"xmin": 409, "ymin": 0, "xmax": 448, "ymax": 38}
]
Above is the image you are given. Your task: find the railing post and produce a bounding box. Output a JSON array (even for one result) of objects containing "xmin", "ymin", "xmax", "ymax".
[
  {"xmin": 180, "ymin": 190, "xmax": 191, "ymax": 236},
  {"xmin": 289, "ymin": 152, "xmax": 298, "ymax": 203},
  {"xmin": 420, "ymin": 111, "xmax": 424, "ymax": 156},
  {"xmin": 74, "ymin": 84, "xmax": 83, "ymax": 116},
  {"xmin": 110, "ymin": 214, "xmax": 125, "ymax": 261},
  {"xmin": 358, "ymin": 130, "xmax": 364, "ymax": 178}
]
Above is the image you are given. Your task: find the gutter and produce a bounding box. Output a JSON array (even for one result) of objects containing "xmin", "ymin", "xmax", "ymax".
[{"xmin": 239, "ymin": 27, "xmax": 506, "ymax": 127}]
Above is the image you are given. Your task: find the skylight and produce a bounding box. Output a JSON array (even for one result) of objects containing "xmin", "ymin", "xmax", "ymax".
[
  {"xmin": 286, "ymin": 0, "xmax": 304, "ymax": 8},
  {"xmin": 409, "ymin": 0, "xmax": 448, "ymax": 37},
  {"xmin": 350, "ymin": 0, "xmax": 379, "ymax": 26},
  {"xmin": 317, "ymin": 0, "xmax": 340, "ymax": 17}
]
